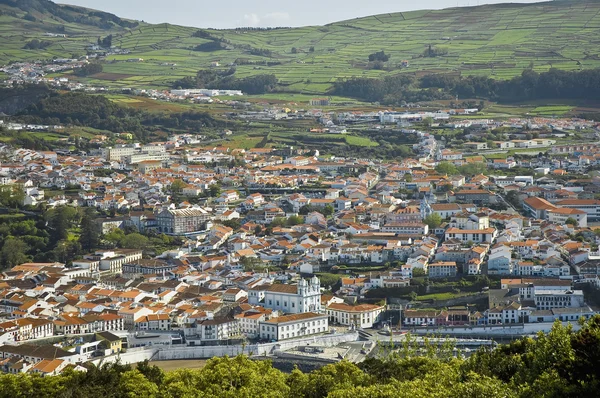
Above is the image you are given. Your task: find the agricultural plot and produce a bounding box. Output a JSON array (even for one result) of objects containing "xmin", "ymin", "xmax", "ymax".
[{"xmin": 2, "ymin": 1, "xmax": 600, "ymax": 94}]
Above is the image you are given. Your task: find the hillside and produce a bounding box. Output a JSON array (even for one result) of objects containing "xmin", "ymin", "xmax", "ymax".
[{"xmin": 1, "ymin": 0, "xmax": 600, "ymax": 94}]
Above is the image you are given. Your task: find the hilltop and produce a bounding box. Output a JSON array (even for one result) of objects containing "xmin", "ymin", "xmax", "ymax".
[{"xmin": 1, "ymin": 0, "xmax": 600, "ymax": 94}]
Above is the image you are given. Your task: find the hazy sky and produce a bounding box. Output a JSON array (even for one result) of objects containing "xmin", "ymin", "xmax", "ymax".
[{"xmin": 60, "ymin": 0, "xmax": 544, "ymax": 29}]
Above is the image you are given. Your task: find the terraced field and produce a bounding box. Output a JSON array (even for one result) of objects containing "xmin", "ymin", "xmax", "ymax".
[{"xmin": 2, "ymin": 0, "xmax": 600, "ymax": 93}]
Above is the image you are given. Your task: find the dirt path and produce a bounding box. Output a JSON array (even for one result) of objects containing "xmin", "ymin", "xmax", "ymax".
[{"xmin": 148, "ymin": 359, "xmax": 208, "ymax": 371}]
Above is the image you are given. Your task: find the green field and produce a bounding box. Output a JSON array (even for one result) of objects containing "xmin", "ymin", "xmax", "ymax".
[{"xmin": 3, "ymin": 1, "xmax": 600, "ymax": 94}]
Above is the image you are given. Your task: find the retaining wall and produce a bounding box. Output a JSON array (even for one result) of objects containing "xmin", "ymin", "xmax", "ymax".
[{"xmin": 157, "ymin": 332, "xmax": 359, "ymax": 361}]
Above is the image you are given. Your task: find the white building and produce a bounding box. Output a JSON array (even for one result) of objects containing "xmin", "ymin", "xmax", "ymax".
[
  {"xmin": 534, "ymin": 290, "xmax": 585, "ymax": 310},
  {"xmin": 326, "ymin": 303, "xmax": 384, "ymax": 329},
  {"xmin": 444, "ymin": 228, "xmax": 496, "ymax": 244},
  {"xmin": 259, "ymin": 312, "xmax": 328, "ymax": 341},
  {"xmin": 250, "ymin": 277, "xmax": 321, "ymax": 314}
]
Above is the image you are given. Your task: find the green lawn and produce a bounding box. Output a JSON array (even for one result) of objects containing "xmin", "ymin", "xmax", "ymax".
[{"xmin": 416, "ymin": 292, "xmax": 477, "ymax": 301}]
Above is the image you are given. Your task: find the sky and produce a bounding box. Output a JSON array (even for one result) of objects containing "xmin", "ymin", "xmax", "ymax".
[{"xmin": 60, "ymin": 0, "xmax": 545, "ymax": 29}]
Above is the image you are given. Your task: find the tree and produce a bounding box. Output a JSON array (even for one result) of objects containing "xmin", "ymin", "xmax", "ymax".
[
  {"xmin": 79, "ymin": 207, "xmax": 100, "ymax": 252},
  {"xmin": 458, "ymin": 162, "xmax": 487, "ymax": 176},
  {"xmin": 322, "ymin": 205, "xmax": 334, "ymax": 217},
  {"xmin": 208, "ymin": 184, "xmax": 221, "ymax": 198},
  {"xmin": 286, "ymin": 215, "xmax": 304, "ymax": 226},
  {"xmin": 412, "ymin": 268, "xmax": 426, "ymax": 277},
  {"xmin": 504, "ymin": 190, "xmax": 522, "ymax": 209},
  {"xmin": 435, "ymin": 162, "xmax": 458, "ymax": 176},
  {"xmin": 565, "ymin": 217, "xmax": 578, "ymax": 226},
  {"xmin": 121, "ymin": 233, "xmax": 150, "ymax": 250},
  {"xmin": 98, "ymin": 34, "xmax": 112, "ymax": 48},
  {"xmin": 0, "ymin": 186, "xmax": 25, "ymax": 208},
  {"xmin": 75, "ymin": 63, "xmax": 103, "ymax": 77},
  {"xmin": 104, "ymin": 228, "xmax": 126, "ymax": 246},
  {"xmin": 291, "ymin": 47, "xmax": 298, "ymax": 54},
  {"xmin": 221, "ymin": 219, "xmax": 241, "ymax": 231},
  {"xmin": 169, "ymin": 179, "xmax": 187, "ymax": 194},
  {"xmin": 46, "ymin": 206, "xmax": 78, "ymax": 244},
  {"xmin": 0, "ymin": 238, "xmax": 30, "ymax": 269},
  {"xmin": 368, "ymin": 50, "xmax": 390, "ymax": 62},
  {"xmin": 423, "ymin": 213, "xmax": 442, "ymax": 229}
]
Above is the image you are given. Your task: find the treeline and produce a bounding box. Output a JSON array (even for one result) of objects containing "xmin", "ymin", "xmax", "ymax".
[
  {"xmin": 332, "ymin": 74, "xmax": 442, "ymax": 103},
  {"xmin": 0, "ymin": 318, "xmax": 599, "ymax": 397},
  {"xmin": 23, "ymin": 39, "xmax": 52, "ymax": 50},
  {"xmin": 75, "ymin": 63, "xmax": 102, "ymax": 76},
  {"xmin": 173, "ymin": 69, "xmax": 278, "ymax": 94},
  {"xmin": 15, "ymin": 92, "xmax": 222, "ymax": 141},
  {"xmin": 333, "ymin": 68, "xmax": 600, "ymax": 104}
]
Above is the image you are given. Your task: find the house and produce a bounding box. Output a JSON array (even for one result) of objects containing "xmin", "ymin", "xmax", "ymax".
[
  {"xmin": 196, "ymin": 317, "xmax": 239, "ymax": 341},
  {"xmin": 234, "ymin": 309, "xmax": 271, "ymax": 338},
  {"xmin": 134, "ymin": 313, "xmax": 171, "ymax": 331},
  {"xmin": 454, "ymin": 190, "xmax": 495, "ymax": 205},
  {"xmin": 444, "ymin": 228, "xmax": 496, "ymax": 244},
  {"xmin": 463, "ymin": 142, "xmax": 488, "ymax": 150},
  {"xmin": 430, "ymin": 203, "xmax": 476, "ymax": 219},
  {"xmin": 487, "ymin": 245, "xmax": 513, "ymax": 275},
  {"xmin": 326, "ymin": 303, "xmax": 385, "ymax": 328},
  {"xmin": 403, "ymin": 310, "xmax": 448, "ymax": 326},
  {"xmin": 259, "ymin": 312, "xmax": 328, "ymax": 341},
  {"xmin": 427, "ymin": 261, "xmax": 457, "ymax": 278},
  {"xmin": 223, "ymin": 288, "xmax": 248, "ymax": 302},
  {"xmin": 95, "ymin": 331, "xmax": 123, "ymax": 354}
]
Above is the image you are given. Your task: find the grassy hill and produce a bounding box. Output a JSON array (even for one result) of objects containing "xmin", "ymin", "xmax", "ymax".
[{"xmin": 2, "ymin": 0, "xmax": 600, "ymax": 94}]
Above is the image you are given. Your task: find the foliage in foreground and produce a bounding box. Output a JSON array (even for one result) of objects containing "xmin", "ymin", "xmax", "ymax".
[{"xmin": 1, "ymin": 317, "xmax": 599, "ymax": 398}]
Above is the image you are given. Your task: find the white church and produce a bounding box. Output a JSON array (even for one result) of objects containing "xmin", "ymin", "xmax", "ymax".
[{"xmin": 249, "ymin": 276, "xmax": 321, "ymax": 314}]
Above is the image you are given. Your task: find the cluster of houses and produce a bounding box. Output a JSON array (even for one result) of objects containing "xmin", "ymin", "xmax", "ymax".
[{"xmin": 2, "ymin": 121, "xmax": 600, "ymax": 375}]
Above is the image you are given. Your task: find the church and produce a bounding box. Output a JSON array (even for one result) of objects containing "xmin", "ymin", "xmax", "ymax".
[{"xmin": 249, "ymin": 276, "xmax": 321, "ymax": 314}]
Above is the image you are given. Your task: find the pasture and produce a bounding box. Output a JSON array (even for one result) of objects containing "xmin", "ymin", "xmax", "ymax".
[{"xmin": 2, "ymin": 1, "xmax": 600, "ymax": 94}]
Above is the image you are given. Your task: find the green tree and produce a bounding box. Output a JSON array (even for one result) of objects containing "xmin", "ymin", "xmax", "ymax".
[
  {"xmin": 169, "ymin": 179, "xmax": 187, "ymax": 194},
  {"xmin": 565, "ymin": 217, "xmax": 578, "ymax": 226},
  {"xmin": 0, "ymin": 185, "xmax": 25, "ymax": 208},
  {"xmin": 458, "ymin": 162, "xmax": 487, "ymax": 176},
  {"xmin": 322, "ymin": 204, "xmax": 334, "ymax": 217},
  {"xmin": 121, "ymin": 233, "xmax": 150, "ymax": 250},
  {"xmin": 104, "ymin": 228, "xmax": 126, "ymax": 246},
  {"xmin": 504, "ymin": 190, "xmax": 522, "ymax": 209},
  {"xmin": 208, "ymin": 184, "xmax": 221, "ymax": 197},
  {"xmin": 286, "ymin": 215, "xmax": 304, "ymax": 226},
  {"xmin": 79, "ymin": 207, "xmax": 100, "ymax": 252},
  {"xmin": 119, "ymin": 370, "xmax": 159, "ymax": 398},
  {"xmin": 423, "ymin": 213, "xmax": 442, "ymax": 229},
  {"xmin": 0, "ymin": 238, "xmax": 30, "ymax": 269},
  {"xmin": 435, "ymin": 162, "xmax": 458, "ymax": 176},
  {"xmin": 46, "ymin": 206, "xmax": 78, "ymax": 243}
]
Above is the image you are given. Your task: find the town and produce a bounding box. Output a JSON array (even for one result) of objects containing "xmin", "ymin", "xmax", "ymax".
[{"xmin": 1, "ymin": 114, "xmax": 600, "ymax": 375}]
